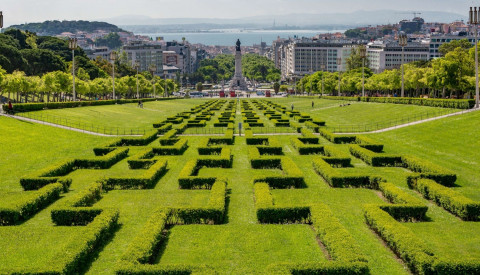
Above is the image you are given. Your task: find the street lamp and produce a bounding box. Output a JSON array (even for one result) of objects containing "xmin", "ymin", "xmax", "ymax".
[
  {"xmin": 399, "ymin": 33, "xmax": 408, "ymax": 98},
  {"xmin": 150, "ymin": 65, "xmax": 157, "ymax": 99},
  {"xmin": 320, "ymin": 64, "xmax": 326, "ymax": 95},
  {"xmin": 68, "ymin": 37, "xmax": 78, "ymax": 101},
  {"xmin": 110, "ymin": 51, "xmax": 117, "ymax": 100},
  {"xmin": 164, "ymin": 74, "xmax": 168, "ymax": 98},
  {"xmin": 0, "ymin": 11, "xmax": 4, "ymax": 33},
  {"xmin": 469, "ymin": 7, "xmax": 480, "ymax": 109},
  {"xmin": 337, "ymin": 57, "xmax": 342, "ymax": 96},
  {"xmin": 359, "ymin": 45, "xmax": 367, "ymax": 97},
  {"xmin": 134, "ymin": 61, "xmax": 140, "ymax": 99}
]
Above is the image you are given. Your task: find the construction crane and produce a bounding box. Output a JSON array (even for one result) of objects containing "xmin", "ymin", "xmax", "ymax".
[{"xmin": 396, "ymin": 11, "xmax": 422, "ymax": 19}]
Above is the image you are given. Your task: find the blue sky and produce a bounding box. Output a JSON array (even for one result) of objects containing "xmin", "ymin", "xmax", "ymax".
[{"xmin": 1, "ymin": 0, "xmax": 473, "ymax": 26}]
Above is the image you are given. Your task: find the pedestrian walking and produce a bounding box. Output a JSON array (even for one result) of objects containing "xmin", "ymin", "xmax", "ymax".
[
  {"xmin": 291, "ymin": 103, "xmax": 294, "ymax": 111},
  {"xmin": 7, "ymin": 100, "xmax": 13, "ymax": 114},
  {"xmin": 312, "ymin": 101, "xmax": 314, "ymax": 108}
]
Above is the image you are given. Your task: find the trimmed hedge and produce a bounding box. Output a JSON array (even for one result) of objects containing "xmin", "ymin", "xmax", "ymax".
[
  {"xmin": 322, "ymin": 96, "xmax": 475, "ymax": 109},
  {"xmin": 402, "ymin": 155, "xmax": 457, "ymax": 187},
  {"xmin": 178, "ymin": 151, "xmax": 231, "ymax": 189},
  {"xmin": 48, "ymin": 209, "xmax": 119, "ymax": 274},
  {"xmin": 3, "ymin": 98, "xmax": 178, "ymax": 113},
  {"xmin": 0, "ymin": 183, "xmax": 64, "ymax": 225},
  {"xmin": 319, "ymin": 128, "xmax": 357, "ymax": 144},
  {"xmin": 409, "ymin": 178, "xmax": 480, "ymax": 221},
  {"xmin": 313, "ymin": 157, "xmax": 374, "ymax": 188},
  {"xmin": 104, "ymin": 160, "xmax": 168, "ymax": 190},
  {"xmin": 246, "ymin": 130, "xmax": 268, "ymax": 145},
  {"xmin": 363, "ymin": 205, "xmax": 434, "ymax": 274},
  {"xmin": 109, "ymin": 130, "xmax": 159, "ymax": 147},
  {"xmin": 291, "ymin": 138, "xmax": 324, "ymax": 155},
  {"xmin": 266, "ymin": 262, "xmax": 369, "ymax": 275},
  {"xmin": 20, "ymin": 148, "xmax": 128, "ymax": 190},
  {"xmin": 155, "ymin": 123, "xmax": 173, "ymax": 134},
  {"xmin": 355, "ymin": 136, "xmax": 384, "ymax": 152},
  {"xmin": 311, "ymin": 204, "xmax": 368, "ymax": 263},
  {"xmin": 349, "ymin": 145, "xmax": 402, "ymax": 167}
]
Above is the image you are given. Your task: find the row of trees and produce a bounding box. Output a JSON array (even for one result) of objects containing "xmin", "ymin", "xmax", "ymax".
[
  {"xmin": 0, "ymin": 67, "xmax": 178, "ymax": 103},
  {"xmin": 296, "ymin": 39, "xmax": 479, "ymax": 99},
  {"xmin": 188, "ymin": 53, "xmax": 281, "ymax": 84}
]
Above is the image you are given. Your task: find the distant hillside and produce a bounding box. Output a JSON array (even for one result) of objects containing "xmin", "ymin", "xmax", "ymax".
[{"xmin": 8, "ymin": 20, "xmax": 127, "ymax": 36}]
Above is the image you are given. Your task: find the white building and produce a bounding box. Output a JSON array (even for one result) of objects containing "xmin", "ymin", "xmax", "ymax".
[
  {"xmin": 123, "ymin": 41, "xmax": 163, "ymax": 75},
  {"xmin": 279, "ymin": 39, "xmax": 360, "ymax": 79},
  {"xmin": 367, "ymin": 41, "xmax": 430, "ymax": 73}
]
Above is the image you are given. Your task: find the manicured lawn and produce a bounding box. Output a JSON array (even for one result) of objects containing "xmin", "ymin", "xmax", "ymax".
[{"xmin": 0, "ymin": 99, "xmax": 479, "ymax": 275}]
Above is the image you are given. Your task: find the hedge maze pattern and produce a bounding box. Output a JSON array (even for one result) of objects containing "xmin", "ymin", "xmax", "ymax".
[{"xmin": 1, "ymin": 99, "xmax": 479, "ymax": 274}]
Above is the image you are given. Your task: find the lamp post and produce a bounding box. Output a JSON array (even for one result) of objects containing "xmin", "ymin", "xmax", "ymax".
[
  {"xmin": 164, "ymin": 74, "xmax": 168, "ymax": 98},
  {"xmin": 134, "ymin": 61, "xmax": 140, "ymax": 99},
  {"xmin": 150, "ymin": 65, "xmax": 157, "ymax": 99},
  {"xmin": 469, "ymin": 7, "xmax": 480, "ymax": 109},
  {"xmin": 359, "ymin": 45, "xmax": 367, "ymax": 97},
  {"xmin": 110, "ymin": 51, "xmax": 117, "ymax": 100},
  {"xmin": 320, "ymin": 64, "xmax": 326, "ymax": 95},
  {"xmin": 337, "ymin": 57, "xmax": 342, "ymax": 96},
  {"xmin": 68, "ymin": 37, "xmax": 78, "ymax": 101},
  {"xmin": 0, "ymin": 11, "xmax": 4, "ymax": 33},
  {"xmin": 399, "ymin": 33, "xmax": 408, "ymax": 98}
]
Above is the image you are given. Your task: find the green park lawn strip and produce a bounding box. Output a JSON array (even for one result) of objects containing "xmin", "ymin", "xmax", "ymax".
[
  {"xmin": 0, "ymin": 116, "xmax": 111, "ymax": 192},
  {"xmin": 272, "ymin": 97, "xmax": 457, "ymax": 130},
  {"xmin": 19, "ymin": 99, "xmax": 209, "ymax": 130}
]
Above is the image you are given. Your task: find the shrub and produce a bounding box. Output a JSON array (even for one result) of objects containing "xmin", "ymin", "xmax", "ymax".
[
  {"xmin": 266, "ymin": 262, "xmax": 369, "ymax": 275},
  {"xmin": 291, "ymin": 138, "xmax": 324, "ymax": 155},
  {"xmin": 0, "ymin": 183, "xmax": 64, "ymax": 225},
  {"xmin": 355, "ymin": 136, "xmax": 384, "ymax": 152},
  {"xmin": 104, "ymin": 160, "xmax": 168, "ymax": 190},
  {"xmin": 349, "ymin": 145, "xmax": 402, "ymax": 167},
  {"xmin": 402, "ymin": 155, "xmax": 457, "ymax": 187},
  {"xmin": 313, "ymin": 157, "xmax": 374, "ymax": 188},
  {"xmin": 48, "ymin": 209, "xmax": 119, "ymax": 274},
  {"xmin": 311, "ymin": 204, "xmax": 368, "ymax": 263},
  {"xmin": 110, "ymin": 130, "xmax": 159, "ymax": 147},
  {"xmin": 322, "ymin": 96, "xmax": 475, "ymax": 109},
  {"xmin": 155, "ymin": 123, "xmax": 173, "ymax": 134},
  {"xmin": 409, "ymin": 178, "xmax": 480, "ymax": 221},
  {"xmin": 319, "ymin": 128, "xmax": 356, "ymax": 144},
  {"xmin": 363, "ymin": 205, "xmax": 434, "ymax": 274}
]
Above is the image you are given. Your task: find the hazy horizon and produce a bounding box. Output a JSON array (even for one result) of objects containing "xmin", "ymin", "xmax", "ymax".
[{"xmin": 1, "ymin": 0, "xmax": 473, "ymax": 27}]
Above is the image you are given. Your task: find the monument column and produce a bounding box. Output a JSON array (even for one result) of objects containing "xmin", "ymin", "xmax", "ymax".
[{"xmin": 230, "ymin": 39, "xmax": 248, "ymax": 91}]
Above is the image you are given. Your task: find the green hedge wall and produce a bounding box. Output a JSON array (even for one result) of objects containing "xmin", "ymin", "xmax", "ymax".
[
  {"xmin": 319, "ymin": 129, "xmax": 357, "ymax": 144},
  {"xmin": 349, "ymin": 145, "xmax": 402, "ymax": 167},
  {"xmin": 409, "ymin": 178, "xmax": 480, "ymax": 221},
  {"xmin": 104, "ymin": 160, "xmax": 168, "ymax": 190},
  {"xmin": 313, "ymin": 157, "xmax": 375, "ymax": 188},
  {"xmin": 4, "ymin": 98, "xmax": 179, "ymax": 113},
  {"xmin": 322, "ymin": 96, "xmax": 475, "ymax": 109},
  {"xmin": 402, "ymin": 155, "xmax": 457, "ymax": 187}
]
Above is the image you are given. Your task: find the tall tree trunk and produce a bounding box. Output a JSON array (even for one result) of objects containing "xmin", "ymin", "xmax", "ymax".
[{"xmin": 442, "ymin": 87, "xmax": 446, "ymax": 99}]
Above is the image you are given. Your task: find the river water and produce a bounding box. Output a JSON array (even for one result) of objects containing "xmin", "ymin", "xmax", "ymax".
[{"xmin": 137, "ymin": 29, "xmax": 346, "ymax": 46}]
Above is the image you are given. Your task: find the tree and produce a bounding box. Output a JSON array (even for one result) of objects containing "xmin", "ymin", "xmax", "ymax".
[
  {"xmin": 346, "ymin": 47, "xmax": 370, "ymax": 71},
  {"xmin": 21, "ymin": 48, "xmax": 66, "ymax": 76},
  {"xmin": 273, "ymin": 82, "xmax": 280, "ymax": 94},
  {"xmin": 95, "ymin": 32, "xmax": 122, "ymax": 49},
  {"xmin": 196, "ymin": 82, "xmax": 203, "ymax": 92},
  {"xmin": 439, "ymin": 39, "xmax": 472, "ymax": 57}
]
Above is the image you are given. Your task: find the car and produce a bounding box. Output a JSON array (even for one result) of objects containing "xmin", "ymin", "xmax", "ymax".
[
  {"xmin": 256, "ymin": 91, "xmax": 265, "ymax": 96},
  {"xmin": 189, "ymin": 92, "xmax": 203, "ymax": 98}
]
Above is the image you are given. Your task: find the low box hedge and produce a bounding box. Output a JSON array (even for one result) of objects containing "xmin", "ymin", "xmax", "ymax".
[
  {"xmin": 0, "ymin": 183, "xmax": 64, "ymax": 225},
  {"xmin": 402, "ymin": 155, "xmax": 457, "ymax": 187},
  {"xmin": 104, "ymin": 160, "xmax": 168, "ymax": 190},
  {"xmin": 319, "ymin": 129, "xmax": 357, "ymax": 144},
  {"xmin": 349, "ymin": 145, "xmax": 402, "ymax": 167},
  {"xmin": 313, "ymin": 157, "xmax": 374, "ymax": 188},
  {"xmin": 409, "ymin": 178, "xmax": 480, "ymax": 221}
]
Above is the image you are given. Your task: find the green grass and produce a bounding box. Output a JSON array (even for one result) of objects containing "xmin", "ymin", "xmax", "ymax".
[
  {"xmin": 273, "ymin": 97, "xmax": 457, "ymax": 131},
  {"xmin": 19, "ymin": 99, "xmax": 209, "ymax": 131},
  {"xmin": 158, "ymin": 224, "xmax": 326, "ymax": 274},
  {"xmin": 0, "ymin": 99, "xmax": 479, "ymax": 275}
]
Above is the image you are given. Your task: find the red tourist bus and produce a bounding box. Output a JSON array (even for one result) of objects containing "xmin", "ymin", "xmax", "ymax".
[
  {"xmin": 219, "ymin": 91, "xmax": 225, "ymax": 98},
  {"xmin": 230, "ymin": 90, "xmax": 236, "ymax": 98},
  {"xmin": 265, "ymin": 90, "xmax": 271, "ymax": 97}
]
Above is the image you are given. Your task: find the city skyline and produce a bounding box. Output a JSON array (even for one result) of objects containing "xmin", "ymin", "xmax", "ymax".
[{"xmin": 1, "ymin": 0, "xmax": 472, "ymax": 26}]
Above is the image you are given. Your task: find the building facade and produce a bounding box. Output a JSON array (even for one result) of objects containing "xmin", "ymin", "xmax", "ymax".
[
  {"xmin": 429, "ymin": 35, "xmax": 475, "ymax": 58},
  {"xmin": 368, "ymin": 41, "xmax": 430, "ymax": 73},
  {"xmin": 123, "ymin": 41, "xmax": 163, "ymax": 75}
]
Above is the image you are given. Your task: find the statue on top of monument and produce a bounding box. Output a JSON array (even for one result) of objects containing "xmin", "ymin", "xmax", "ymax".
[{"xmin": 236, "ymin": 39, "xmax": 241, "ymax": 52}]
